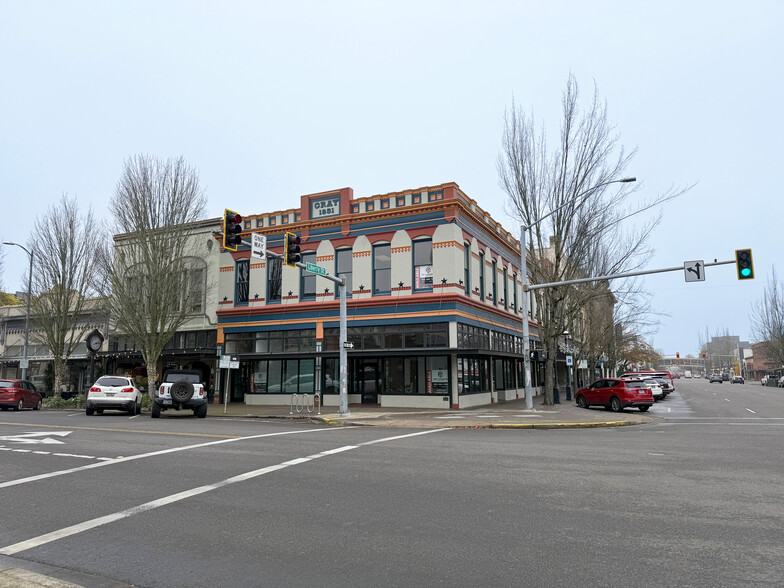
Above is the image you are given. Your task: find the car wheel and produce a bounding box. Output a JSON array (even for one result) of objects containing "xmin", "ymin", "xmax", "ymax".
[
  {"xmin": 196, "ymin": 403, "xmax": 207, "ymax": 418},
  {"xmin": 576, "ymin": 395, "xmax": 589, "ymax": 409},
  {"xmin": 128, "ymin": 401, "xmax": 137, "ymax": 415},
  {"xmin": 34, "ymin": 399, "xmax": 42, "ymax": 411},
  {"xmin": 86, "ymin": 406, "xmax": 94, "ymax": 416},
  {"xmin": 136, "ymin": 400, "xmax": 142, "ymax": 415},
  {"xmin": 14, "ymin": 399, "xmax": 24, "ymax": 411},
  {"xmin": 151, "ymin": 402, "xmax": 161, "ymax": 418},
  {"xmin": 610, "ymin": 396, "xmax": 623, "ymax": 412},
  {"xmin": 1, "ymin": 406, "xmax": 7, "ymax": 411},
  {"xmin": 638, "ymin": 405, "xmax": 650, "ymax": 412}
]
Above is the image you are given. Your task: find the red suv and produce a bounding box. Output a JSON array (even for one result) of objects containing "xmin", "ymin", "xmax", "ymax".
[
  {"xmin": 0, "ymin": 379, "xmax": 43, "ymax": 411},
  {"xmin": 576, "ymin": 378, "xmax": 653, "ymax": 412}
]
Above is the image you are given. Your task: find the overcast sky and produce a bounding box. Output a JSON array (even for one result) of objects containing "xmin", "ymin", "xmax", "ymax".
[{"xmin": 1, "ymin": 0, "xmax": 781, "ymax": 356}]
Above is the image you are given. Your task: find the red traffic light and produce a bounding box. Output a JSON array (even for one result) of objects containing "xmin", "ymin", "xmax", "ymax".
[{"xmin": 223, "ymin": 209, "xmax": 243, "ymax": 251}]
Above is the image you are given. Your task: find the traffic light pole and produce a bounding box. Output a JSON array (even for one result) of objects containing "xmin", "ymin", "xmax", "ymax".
[
  {"xmin": 236, "ymin": 240, "xmax": 350, "ymax": 416},
  {"xmin": 525, "ymin": 258, "xmax": 736, "ymax": 292}
]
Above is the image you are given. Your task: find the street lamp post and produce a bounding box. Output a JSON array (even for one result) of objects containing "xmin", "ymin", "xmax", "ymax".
[
  {"xmin": 520, "ymin": 177, "xmax": 636, "ymax": 409},
  {"xmin": 3, "ymin": 242, "xmax": 34, "ymax": 380}
]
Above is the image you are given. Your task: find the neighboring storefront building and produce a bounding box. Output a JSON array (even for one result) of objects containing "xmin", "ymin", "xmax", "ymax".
[{"xmin": 217, "ymin": 182, "xmax": 547, "ymax": 409}]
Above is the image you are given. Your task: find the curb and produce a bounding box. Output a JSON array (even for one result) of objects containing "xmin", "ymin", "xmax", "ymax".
[{"xmin": 490, "ymin": 420, "xmax": 639, "ymax": 429}]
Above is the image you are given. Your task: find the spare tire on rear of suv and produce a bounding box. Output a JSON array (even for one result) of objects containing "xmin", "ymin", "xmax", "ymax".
[{"xmin": 170, "ymin": 380, "xmax": 195, "ymax": 403}]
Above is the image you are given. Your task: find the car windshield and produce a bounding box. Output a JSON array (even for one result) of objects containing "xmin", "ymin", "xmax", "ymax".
[
  {"xmin": 95, "ymin": 377, "xmax": 130, "ymax": 387},
  {"xmin": 164, "ymin": 373, "xmax": 200, "ymax": 383}
]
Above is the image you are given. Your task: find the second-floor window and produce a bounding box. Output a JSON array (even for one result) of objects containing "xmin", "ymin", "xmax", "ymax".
[
  {"xmin": 464, "ymin": 243, "xmax": 470, "ymax": 296},
  {"xmin": 413, "ymin": 239, "xmax": 433, "ymax": 292},
  {"xmin": 301, "ymin": 252, "xmax": 316, "ymax": 300},
  {"xmin": 513, "ymin": 273, "xmax": 518, "ymax": 314},
  {"xmin": 479, "ymin": 252, "xmax": 485, "ymax": 300},
  {"xmin": 373, "ymin": 244, "xmax": 391, "ymax": 294},
  {"xmin": 336, "ymin": 248, "xmax": 352, "ymax": 298},
  {"xmin": 492, "ymin": 259, "xmax": 497, "ymax": 303},
  {"xmin": 235, "ymin": 260, "xmax": 249, "ymax": 305},
  {"xmin": 268, "ymin": 258, "xmax": 282, "ymax": 302},
  {"xmin": 503, "ymin": 267, "xmax": 508, "ymax": 310}
]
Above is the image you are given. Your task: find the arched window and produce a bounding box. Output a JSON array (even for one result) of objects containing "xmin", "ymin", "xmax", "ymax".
[
  {"xmin": 464, "ymin": 244, "xmax": 470, "ymax": 296},
  {"xmin": 336, "ymin": 248, "xmax": 353, "ymax": 298},
  {"xmin": 373, "ymin": 244, "xmax": 391, "ymax": 294},
  {"xmin": 413, "ymin": 239, "xmax": 433, "ymax": 292}
]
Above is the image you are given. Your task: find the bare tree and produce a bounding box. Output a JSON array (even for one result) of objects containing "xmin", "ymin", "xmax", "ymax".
[
  {"xmin": 498, "ymin": 74, "xmax": 689, "ymax": 404},
  {"xmin": 101, "ymin": 155, "xmax": 207, "ymax": 397},
  {"xmin": 28, "ymin": 195, "xmax": 102, "ymax": 396},
  {"xmin": 751, "ymin": 267, "xmax": 784, "ymax": 368}
]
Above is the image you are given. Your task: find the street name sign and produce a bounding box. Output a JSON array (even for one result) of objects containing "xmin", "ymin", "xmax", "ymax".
[
  {"xmin": 251, "ymin": 233, "xmax": 266, "ymax": 260},
  {"xmin": 684, "ymin": 260, "xmax": 705, "ymax": 282},
  {"xmin": 306, "ymin": 262, "xmax": 326, "ymax": 276}
]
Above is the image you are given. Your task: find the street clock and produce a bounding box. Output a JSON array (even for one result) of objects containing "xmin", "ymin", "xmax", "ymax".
[{"xmin": 86, "ymin": 330, "xmax": 104, "ymax": 353}]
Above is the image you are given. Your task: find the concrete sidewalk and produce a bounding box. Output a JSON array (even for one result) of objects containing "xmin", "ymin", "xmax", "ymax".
[{"xmin": 205, "ymin": 397, "xmax": 654, "ymax": 429}]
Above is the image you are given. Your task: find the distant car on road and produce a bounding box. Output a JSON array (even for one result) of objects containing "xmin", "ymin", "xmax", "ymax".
[
  {"xmin": 0, "ymin": 379, "xmax": 42, "ymax": 411},
  {"xmin": 731, "ymin": 376, "xmax": 744, "ymax": 384},
  {"xmin": 576, "ymin": 378, "xmax": 653, "ymax": 412},
  {"xmin": 709, "ymin": 374, "xmax": 723, "ymax": 383}
]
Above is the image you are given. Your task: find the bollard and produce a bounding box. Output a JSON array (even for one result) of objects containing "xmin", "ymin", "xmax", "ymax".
[{"xmin": 553, "ymin": 386, "xmax": 560, "ymax": 404}]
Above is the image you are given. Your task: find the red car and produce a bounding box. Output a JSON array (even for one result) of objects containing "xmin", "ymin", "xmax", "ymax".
[
  {"xmin": 576, "ymin": 378, "xmax": 653, "ymax": 412},
  {"xmin": 0, "ymin": 379, "xmax": 43, "ymax": 411}
]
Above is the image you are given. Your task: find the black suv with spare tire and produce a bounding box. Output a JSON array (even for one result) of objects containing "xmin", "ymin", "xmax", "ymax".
[{"xmin": 152, "ymin": 370, "xmax": 208, "ymax": 418}]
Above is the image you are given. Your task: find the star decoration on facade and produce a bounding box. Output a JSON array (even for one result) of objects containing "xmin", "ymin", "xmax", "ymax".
[
  {"xmin": 324, "ymin": 288, "xmax": 330, "ymax": 294},
  {"xmin": 222, "ymin": 296, "xmax": 228, "ymax": 302},
  {"xmin": 458, "ymin": 279, "xmax": 463, "ymax": 285},
  {"xmin": 441, "ymin": 278, "xmax": 447, "ymax": 285},
  {"xmin": 254, "ymin": 293, "xmax": 259, "ymax": 299},
  {"xmin": 359, "ymin": 285, "xmax": 365, "ymax": 291},
  {"xmin": 398, "ymin": 281, "xmax": 404, "ymax": 288}
]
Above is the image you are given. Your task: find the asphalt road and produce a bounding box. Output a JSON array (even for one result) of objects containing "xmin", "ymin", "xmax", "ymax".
[{"xmin": 1, "ymin": 378, "xmax": 783, "ymax": 587}]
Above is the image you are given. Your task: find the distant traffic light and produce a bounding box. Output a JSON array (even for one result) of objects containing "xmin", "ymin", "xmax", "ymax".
[
  {"xmin": 735, "ymin": 248, "xmax": 754, "ymax": 280},
  {"xmin": 223, "ymin": 209, "xmax": 243, "ymax": 251},
  {"xmin": 676, "ymin": 352, "xmax": 680, "ymax": 359},
  {"xmin": 702, "ymin": 352, "xmax": 706, "ymax": 358},
  {"xmin": 284, "ymin": 232, "xmax": 301, "ymax": 268}
]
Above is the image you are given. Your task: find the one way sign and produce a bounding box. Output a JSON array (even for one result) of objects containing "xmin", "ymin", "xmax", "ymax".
[{"xmin": 684, "ymin": 260, "xmax": 705, "ymax": 282}]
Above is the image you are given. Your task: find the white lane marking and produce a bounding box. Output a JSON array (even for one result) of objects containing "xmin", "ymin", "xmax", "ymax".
[
  {"xmin": 434, "ymin": 416, "xmax": 465, "ymax": 419},
  {"xmin": 725, "ymin": 398, "xmax": 731, "ymax": 402},
  {"xmin": 0, "ymin": 431, "xmax": 71, "ymax": 445},
  {"xmin": 0, "ymin": 427, "xmax": 344, "ymax": 490},
  {"xmin": 0, "ymin": 429, "xmax": 446, "ymax": 556},
  {"xmin": 129, "ymin": 415, "xmax": 140, "ymax": 420},
  {"xmin": 746, "ymin": 408, "xmax": 756, "ymax": 414}
]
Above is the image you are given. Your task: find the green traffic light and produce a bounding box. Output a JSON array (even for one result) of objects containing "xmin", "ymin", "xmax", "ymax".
[{"xmin": 741, "ymin": 268, "xmax": 751, "ymax": 277}]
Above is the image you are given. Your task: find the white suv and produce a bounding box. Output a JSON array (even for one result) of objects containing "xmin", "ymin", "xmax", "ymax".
[{"xmin": 152, "ymin": 370, "xmax": 208, "ymax": 418}]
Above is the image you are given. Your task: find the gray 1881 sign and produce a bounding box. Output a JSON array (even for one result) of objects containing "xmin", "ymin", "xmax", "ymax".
[{"xmin": 310, "ymin": 194, "xmax": 341, "ymax": 219}]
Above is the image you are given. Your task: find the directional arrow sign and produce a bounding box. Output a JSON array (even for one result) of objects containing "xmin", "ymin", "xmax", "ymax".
[
  {"xmin": 684, "ymin": 260, "xmax": 705, "ymax": 282},
  {"xmin": 0, "ymin": 431, "xmax": 71, "ymax": 445}
]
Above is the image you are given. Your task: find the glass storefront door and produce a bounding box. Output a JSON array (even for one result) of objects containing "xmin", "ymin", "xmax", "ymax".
[{"xmin": 354, "ymin": 358, "xmax": 380, "ymax": 404}]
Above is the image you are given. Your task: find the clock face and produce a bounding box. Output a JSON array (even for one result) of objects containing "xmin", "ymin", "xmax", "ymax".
[{"xmin": 87, "ymin": 333, "xmax": 102, "ymax": 352}]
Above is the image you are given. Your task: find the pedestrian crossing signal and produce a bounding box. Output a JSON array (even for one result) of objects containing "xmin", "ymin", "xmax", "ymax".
[{"xmin": 735, "ymin": 249, "xmax": 754, "ymax": 280}]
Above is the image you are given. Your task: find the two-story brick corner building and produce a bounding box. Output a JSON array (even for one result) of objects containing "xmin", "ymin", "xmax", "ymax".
[{"xmin": 216, "ymin": 182, "xmax": 550, "ymax": 410}]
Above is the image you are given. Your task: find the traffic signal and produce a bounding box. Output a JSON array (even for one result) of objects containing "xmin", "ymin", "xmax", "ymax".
[
  {"xmin": 676, "ymin": 352, "xmax": 680, "ymax": 359},
  {"xmin": 702, "ymin": 352, "xmax": 706, "ymax": 358},
  {"xmin": 284, "ymin": 232, "xmax": 301, "ymax": 268},
  {"xmin": 223, "ymin": 209, "xmax": 243, "ymax": 251},
  {"xmin": 735, "ymin": 248, "xmax": 754, "ymax": 280}
]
